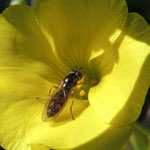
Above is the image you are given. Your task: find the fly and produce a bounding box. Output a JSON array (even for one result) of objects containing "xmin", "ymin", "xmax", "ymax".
[{"xmin": 42, "ymin": 69, "xmax": 83, "ymax": 122}]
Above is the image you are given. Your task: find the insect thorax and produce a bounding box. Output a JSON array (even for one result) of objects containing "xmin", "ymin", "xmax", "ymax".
[{"xmin": 62, "ymin": 74, "xmax": 79, "ymax": 90}]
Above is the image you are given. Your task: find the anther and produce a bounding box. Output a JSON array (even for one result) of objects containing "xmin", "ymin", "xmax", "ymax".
[
  {"xmin": 83, "ymin": 74, "xmax": 88, "ymax": 79},
  {"xmin": 79, "ymin": 90, "xmax": 86, "ymax": 98},
  {"xmin": 76, "ymin": 81, "xmax": 84, "ymax": 89},
  {"xmin": 91, "ymin": 79, "xmax": 98, "ymax": 84}
]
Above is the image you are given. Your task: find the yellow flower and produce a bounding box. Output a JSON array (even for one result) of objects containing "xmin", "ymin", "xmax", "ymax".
[{"xmin": 0, "ymin": 0, "xmax": 150, "ymax": 150}]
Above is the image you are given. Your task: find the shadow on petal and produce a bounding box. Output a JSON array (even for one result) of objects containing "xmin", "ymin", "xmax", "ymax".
[
  {"xmin": 89, "ymin": 13, "xmax": 150, "ymax": 127},
  {"xmin": 49, "ymin": 99, "xmax": 89, "ymax": 127},
  {"xmin": 89, "ymin": 29, "xmax": 125, "ymax": 79}
]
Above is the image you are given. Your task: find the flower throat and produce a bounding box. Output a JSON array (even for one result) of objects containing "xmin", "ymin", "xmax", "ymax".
[{"xmin": 73, "ymin": 73, "xmax": 99, "ymax": 100}]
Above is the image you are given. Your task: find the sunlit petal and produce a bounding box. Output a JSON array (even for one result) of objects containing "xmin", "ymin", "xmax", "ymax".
[{"xmin": 89, "ymin": 13, "xmax": 150, "ymax": 126}]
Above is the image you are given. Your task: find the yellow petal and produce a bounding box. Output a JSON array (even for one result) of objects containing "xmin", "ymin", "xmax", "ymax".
[
  {"xmin": 0, "ymin": 5, "xmax": 68, "ymax": 82},
  {"xmin": 89, "ymin": 13, "xmax": 150, "ymax": 126},
  {"xmin": 34, "ymin": 0, "xmax": 128, "ymax": 68},
  {"xmin": 0, "ymin": 68, "xmax": 52, "ymax": 150},
  {"xmin": 30, "ymin": 144, "xmax": 50, "ymax": 150},
  {"xmin": 0, "ymin": 68, "xmax": 132, "ymax": 150}
]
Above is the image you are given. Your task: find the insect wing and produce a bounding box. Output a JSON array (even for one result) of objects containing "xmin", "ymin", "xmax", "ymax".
[
  {"xmin": 42, "ymin": 88, "xmax": 68, "ymax": 122},
  {"xmin": 42, "ymin": 88, "xmax": 60, "ymax": 122}
]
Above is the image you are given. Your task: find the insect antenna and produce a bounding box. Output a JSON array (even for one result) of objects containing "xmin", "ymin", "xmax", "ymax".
[
  {"xmin": 79, "ymin": 67, "xmax": 82, "ymax": 70},
  {"xmin": 75, "ymin": 65, "xmax": 82, "ymax": 71},
  {"xmin": 75, "ymin": 65, "xmax": 77, "ymax": 70}
]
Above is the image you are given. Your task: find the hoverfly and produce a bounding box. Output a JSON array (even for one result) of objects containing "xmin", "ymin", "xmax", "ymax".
[{"xmin": 42, "ymin": 69, "xmax": 83, "ymax": 121}]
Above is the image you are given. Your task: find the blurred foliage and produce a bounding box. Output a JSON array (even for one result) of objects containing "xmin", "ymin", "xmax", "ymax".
[
  {"xmin": 129, "ymin": 123, "xmax": 150, "ymax": 150},
  {"xmin": 0, "ymin": 0, "xmax": 10, "ymax": 13},
  {"xmin": 126, "ymin": 0, "xmax": 150, "ymax": 24},
  {"xmin": 138, "ymin": 88, "xmax": 150, "ymax": 127},
  {"xmin": 0, "ymin": 0, "xmax": 31, "ymax": 13}
]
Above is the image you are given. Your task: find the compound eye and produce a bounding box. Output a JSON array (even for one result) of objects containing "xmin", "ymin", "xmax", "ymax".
[
  {"xmin": 75, "ymin": 71, "xmax": 82, "ymax": 79},
  {"xmin": 68, "ymin": 70, "xmax": 73, "ymax": 74},
  {"xmin": 68, "ymin": 70, "xmax": 76, "ymax": 75}
]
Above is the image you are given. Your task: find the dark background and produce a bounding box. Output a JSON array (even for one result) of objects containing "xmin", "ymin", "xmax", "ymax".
[{"xmin": 0, "ymin": 0, "xmax": 150, "ymax": 150}]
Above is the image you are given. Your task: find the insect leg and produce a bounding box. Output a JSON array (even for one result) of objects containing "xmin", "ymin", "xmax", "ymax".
[
  {"xmin": 49, "ymin": 85, "xmax": 59, "ymax": 95},
  {"xmin": 36, "ymin": 85, "xmax": 59, "ymax": 100},
  {"xmin": 70, "ymin": 98, "xmax": 75, "ymax": 120},
  {"xmin": 72, "ymin": 89, "xmax": 86, "ymax": 98},
  {"xmin": 76, "ymin": 82, "xmax": 84, "ymax": 86},
  {"xmin": 79, "ymin": 90, "xmax": 89, "ymax": 107},
  {"xmin": 36, "ymin": 95, "xmax": 49, "ymax": 100}
]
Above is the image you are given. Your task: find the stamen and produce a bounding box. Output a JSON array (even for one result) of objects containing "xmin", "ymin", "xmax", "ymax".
[
  {"xmin": 91, "ymin": 79, "xmax": 98, "ymax": 84},
  {"xmin": 74, "ymin": 74, "xmax": 98, "ymax": 100},
  {"xmin": 83, "ymin": 74, "xmax": 88, "ymax": 79},
  {"xmin": 76, "ymin": 80, "xmax": 84, "ymax": 89},
  {"xmin": 79, "ymin": 90, "xmax": 86, "ymax": 97}
]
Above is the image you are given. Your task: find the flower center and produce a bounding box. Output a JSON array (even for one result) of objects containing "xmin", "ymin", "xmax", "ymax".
[{"xmin": 74, "ymin": 74, "xmax": 99, "ymax": 100}]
